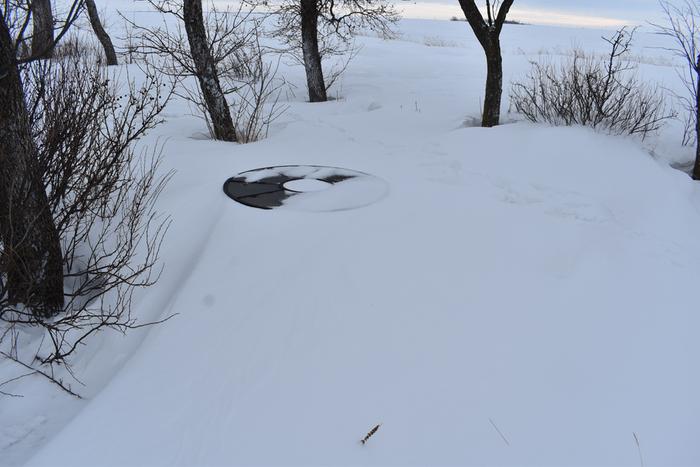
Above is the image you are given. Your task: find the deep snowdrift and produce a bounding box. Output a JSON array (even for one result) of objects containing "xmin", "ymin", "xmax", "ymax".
[{"xmin": 1, "ymin": 11, "xmax": 699, "ymax": 467}]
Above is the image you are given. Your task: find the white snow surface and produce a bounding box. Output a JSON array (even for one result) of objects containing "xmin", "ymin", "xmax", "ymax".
[
  {"xmin": 282, "ymin": 178, "xmax": 333, "ymax": 192},
  {"xmin": 2, "ymin": 9, "xmax": 700, "ymax": 467}
]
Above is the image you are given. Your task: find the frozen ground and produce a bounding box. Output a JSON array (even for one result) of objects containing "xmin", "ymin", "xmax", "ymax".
[{"xmin": 1, "ymin": 6, "xmax": 700, "ymax": 467}]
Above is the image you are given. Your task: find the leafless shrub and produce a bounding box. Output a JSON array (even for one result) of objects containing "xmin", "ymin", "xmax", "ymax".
[
  {"xmin": 51, "ymin": 33, "xmax": 101, "ymax": 61},
  {"xmin": 119, "ymin": 20, "xmax": 146, "ymax": 65},
  {"xmin": 510, "ymin": 28, "xmax": 674, "ymax": 140},
  {"xmin": 227, "ymin": 37, "xmax": 289, "ymax": 143},
  {"xmin": 422, "ymin": 36, "xmax": 460, "ymax": 47},
  {"xmin": 126, "ymin": 1, "xmax": 285, "ymax": 142},
  {"xmin": 173, "ymin": 24, "xmax": 288, "ymax": 142},
  {"xmin": 0, "ymin": 49, "xmax": 173, "ymax": 394}
]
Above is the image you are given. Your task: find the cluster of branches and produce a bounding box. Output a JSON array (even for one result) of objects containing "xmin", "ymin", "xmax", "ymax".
[
  {"xmin": 2, "ymin": 0, "xmax": 84, "ymax": 60},
  {"xmin": 510, "ymin": 28, "xmax": 674, "ymax": 139},
  {"xmin": 1, "ymin": 51, "xmax": 173, "ymax": 370},
  {"xmin": 274, "ymin": 0, "xmax": 397, "ymax": 47},
  {"xmin": 4, "ymin": 0, "xmax": 117, "ymax": 64},
  {"xmin": 273, "ymin": 0, "xmax": 398, "ymax": 102},
  {"xmin": 125, "ymin": 0, "xmax": 287, "ymax": 143}
]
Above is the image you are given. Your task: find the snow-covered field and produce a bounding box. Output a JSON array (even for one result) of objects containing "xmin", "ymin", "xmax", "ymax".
[{"xmin": 2, "ymin": 6, "xmax": 700, "ymax": 466}]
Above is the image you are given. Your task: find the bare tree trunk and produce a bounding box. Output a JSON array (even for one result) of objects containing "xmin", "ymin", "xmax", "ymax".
[
  {"xmin": 694, "ymin": 54, "xmax": 700, "ymax": 180},
  {"xmin": 458, "ymin": 0, "xmax": 513, "ymax": 128},
  {"xmin": 483, "ymin": 40, "xmax": 503, "ymax": 127},
  {"xmin": 0, "ymin": 16, "xmax": 64, "ymax": 317},
  {"xmin": 300, "ymin": 0, "xmax": 327, "ymax": 102},
  {"xmin": 31, "ymin": 0, "xmax": 55, "ymax": 59},
  {"xmin": 182, "ymin": 0, "xmax": 237, "ymax": 142},
  {"xmin": 85, "ymin": 0, "xmax": 117, "ymax": 65}
]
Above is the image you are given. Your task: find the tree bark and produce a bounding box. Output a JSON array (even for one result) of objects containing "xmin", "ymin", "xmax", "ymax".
[
  {"xmin": 458, "ymin": 0, "xmax": 513, "ymax": 127},
  {"xmin": 694, "ymin": 55, "xmax": 700, "ymax": 180},
  {"xmin": 482, "ymin": 40, "xmax": 503, "ymax": 127},
  {"xmin": 300, "ymin": 0, "xmax": 327, "ymax": 102},
  {"xmin": 183, "ymin": 0, "xmax": 237, "ymax": 142},
  {"xmin": 85, "ymin": 0, "xmax": 117, "ymax": 66},
  {"xmin": 0, "ymin": 16, "xmax": 64, "ymax": 317},
  {"xmin": 31, "ymin": 0, "xmax": 55, "ymax": 59}
]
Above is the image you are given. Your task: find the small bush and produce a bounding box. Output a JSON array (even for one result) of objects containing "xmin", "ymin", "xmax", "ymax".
[
  {"xmin": 423, "ymin": 36, "xmax": 459, "ymax": 47},
  {"xmin": 129, "ymin": 3, "xmax": 286, "ymax": 143},
  {"xmin": 0, "ymin": 48, "xmax": 172, "ymax": 394},
  {"xmin": 53, "ymin": 35, "xmax": 98, "ymax": 60},
  {"xmin": 510, "ymin": 28, "xmax": 674, "ymax": 139}
]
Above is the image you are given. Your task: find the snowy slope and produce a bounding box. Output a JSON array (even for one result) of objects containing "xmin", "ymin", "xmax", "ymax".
[{"xmin": 2, "ymin": 11, "xmax": 700, "ymax": 467}]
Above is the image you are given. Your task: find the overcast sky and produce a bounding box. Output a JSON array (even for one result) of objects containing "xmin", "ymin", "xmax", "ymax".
[
  {"xmin": 400, "ymin": 0, "xmax": 664, "ymax": 27},
  {"xmin": 108, "ymin": 0, "xmax": 667, "ymax": 29},
  {"xmin": 518, "ymin": 0, "xmax": 660, "ymax": 22}
]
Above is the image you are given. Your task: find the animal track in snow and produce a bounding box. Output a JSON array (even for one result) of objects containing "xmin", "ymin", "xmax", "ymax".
[{"xmin": 495, "ymin": 180, "xmax": 613, "ymax": 224}]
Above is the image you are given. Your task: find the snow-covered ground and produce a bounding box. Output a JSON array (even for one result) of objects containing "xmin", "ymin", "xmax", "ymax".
[{"xmin": 2, "ymin": 6, "xmax": 700, "ymax": 467}]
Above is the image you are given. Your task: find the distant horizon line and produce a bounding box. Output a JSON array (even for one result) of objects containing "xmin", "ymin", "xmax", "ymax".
[
  {"xmin": 397, "ymin": 2, "xmax": 650, "ymax": 29},
  {"xmin": 131, "ymin": 0, "xmax": 655, "ymax": 30}
]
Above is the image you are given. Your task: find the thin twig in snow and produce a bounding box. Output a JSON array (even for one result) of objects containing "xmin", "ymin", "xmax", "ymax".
[
  {"xmin": 360, "ymin": 423, "xmax": 381, "ymax": 445},
  {"xmin": 489, "ymin": 417, "xmax": 510, "ymax": 446},
  {"xmin": 633, "ymin": 432, "xmax": 644, "ymax": 467}
]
